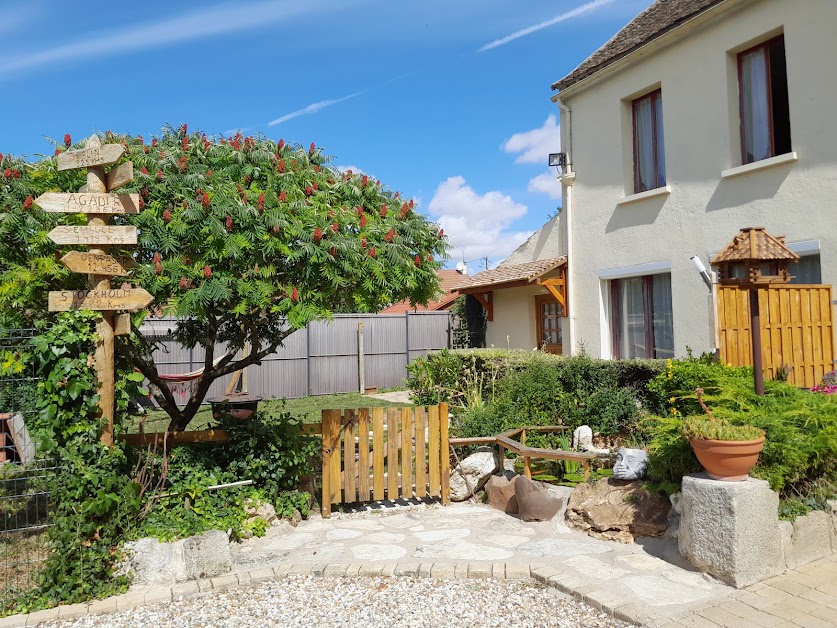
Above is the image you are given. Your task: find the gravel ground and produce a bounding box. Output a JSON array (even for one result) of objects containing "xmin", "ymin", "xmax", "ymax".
[{"xmin": 44, "ymin": 576, "xmax": 635, "ymax": 628}]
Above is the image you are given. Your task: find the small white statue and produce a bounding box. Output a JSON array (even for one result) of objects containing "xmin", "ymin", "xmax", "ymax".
[
  {"xmin": 613, "ymin": 447, "xmax": 648, "ymax": 480},
  {"xmin": 572, "ymin": 425, "xmax": 593, "ymax": 451},
  {"xmin": 572, "ymin": 425, "xmax": 609, "ymax": 455}
]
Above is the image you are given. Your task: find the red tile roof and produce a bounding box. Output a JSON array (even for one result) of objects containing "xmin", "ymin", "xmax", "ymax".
[
  {"xmin": 455, "ymin": 257, "xmax": 567, "ymax": 292},
  {"xmin": 380, "ymin": 269, "xmax": 463, "ymax": 313}
]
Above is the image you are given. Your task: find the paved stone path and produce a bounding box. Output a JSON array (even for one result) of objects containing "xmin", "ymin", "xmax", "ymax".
[
  {"xmin": 366, "ymin": 390, "xmax": 412, "ymax": 404},
  {"xmin": 230, "ymin": 499, "xmax": 735, "ymax": 626},
  {"xmin": 7, "ymin": 500, "xmax": 835, "ymax": 627}
]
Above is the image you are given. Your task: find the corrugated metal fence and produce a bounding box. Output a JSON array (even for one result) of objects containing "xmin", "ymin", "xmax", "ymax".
[{"xmin": 140, "ymin": 312, "xmax": 452, "ymax": 400}]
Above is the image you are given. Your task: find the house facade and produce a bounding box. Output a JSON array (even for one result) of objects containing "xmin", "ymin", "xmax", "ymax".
[
  {"xmin": 552, "ymin": 0, "xmax": 836, "ymax": 359},
  {"xmin": 456, "ymin": 216, "xmax": 567, "ymax": 352}
]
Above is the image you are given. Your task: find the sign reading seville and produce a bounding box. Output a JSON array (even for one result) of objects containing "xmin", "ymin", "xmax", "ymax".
[
  {"xmin": 48, "ymin": 287, "xmax": 153, "ymax": 312},
  {"xmin": 48, "ymin": 225, "xmax": 137, "ymax": 245},
  {"xmin": 35, "ymin": 192, "xmax": 140, "ymax": 214},
  {"xmin": 59, "ymin": 251, "xmax": 137, "ymax": 276},
  {"xmin": 56, "ymin": 142, "xmax": 124, "ymax": 171}
]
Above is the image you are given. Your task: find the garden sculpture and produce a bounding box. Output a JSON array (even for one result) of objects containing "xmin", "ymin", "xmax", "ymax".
[{"xmin": 612, "ymin": 447, "xmax": 648, "ymax": 480}]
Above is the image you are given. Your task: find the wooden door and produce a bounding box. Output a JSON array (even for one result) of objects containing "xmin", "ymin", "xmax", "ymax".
[{"xmin": 536, "ymin": 295, "xmax": 563, "ymax": 354}]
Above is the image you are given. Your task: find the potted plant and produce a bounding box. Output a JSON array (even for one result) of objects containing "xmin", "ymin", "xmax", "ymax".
[{"xmin": 682, "ymin": 388, "xmax": 765, "ymax": 481}]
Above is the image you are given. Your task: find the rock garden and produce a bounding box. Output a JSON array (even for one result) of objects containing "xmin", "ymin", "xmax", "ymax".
[{"xmin": 409, "ymin": 349, "xmax": 837, "ymax": 583}]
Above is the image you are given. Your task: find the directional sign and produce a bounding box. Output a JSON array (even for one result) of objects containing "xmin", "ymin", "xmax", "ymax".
[
  {"xmin": 106, "ymin": 162, "xmax": 134, "ymax": 191},
  {"xmin": 48, "ymin": 225, "xmax": 137, "ymax": 246},
  {"xmin": 48, "ymin": 288, "xmax": 153, "ymax": 312},
  {"xmin": 57, "ymin": 143, "xmax": 125, "ymax": 172},
  {"xmin": 59, "ymin": 251, "xmax": 137, "ymax": 276},
  {"xmin": 35, "ymin": 192, "xmax": 140, "ymax": 215}
]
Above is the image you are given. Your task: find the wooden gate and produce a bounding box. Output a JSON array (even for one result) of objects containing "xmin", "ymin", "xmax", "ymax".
[
  {"xmin": 320, "ymin": 404, "xmax": 449, "ymax": 517},
  {"xmin": 717, "ymin": 285, "xmax": 835, "ymax": 387}
]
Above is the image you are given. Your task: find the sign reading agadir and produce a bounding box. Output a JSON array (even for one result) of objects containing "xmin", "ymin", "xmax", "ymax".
[
  {"xmin": 35, "ymin": 192, "xmax": 140, "ymax": 214},
  {"xmin": 48, "ymin": 287, "xmax": 153, "ymax": 312}
]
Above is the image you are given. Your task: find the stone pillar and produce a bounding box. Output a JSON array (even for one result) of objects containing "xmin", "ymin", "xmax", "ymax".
[{"xmin": 679, "ymin": 473, "xmax": 782, "ymax": 588}]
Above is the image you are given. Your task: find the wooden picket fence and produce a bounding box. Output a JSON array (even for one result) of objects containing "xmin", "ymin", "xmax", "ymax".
[
  {"xmin": 319, "ymin": 404, "xmax": 449, "ymax": 517},
  {"xmin": 717, "ymin": 284, "xmax": 835, "ymax": 388}
]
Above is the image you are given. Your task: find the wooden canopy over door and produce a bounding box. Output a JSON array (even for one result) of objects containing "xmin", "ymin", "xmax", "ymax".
[{"xmin": 456, "ymin": 256, "xmax": 568, "ymax": 322}]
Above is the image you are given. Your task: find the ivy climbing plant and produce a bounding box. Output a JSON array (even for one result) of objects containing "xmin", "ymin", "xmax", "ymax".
[{"xmin": 0, "ymin": 127, "xmax": 448, "ymax": 430}]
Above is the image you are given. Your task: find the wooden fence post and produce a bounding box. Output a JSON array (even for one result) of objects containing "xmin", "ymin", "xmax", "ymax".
[{"xmin": 440, "ymin": 402, "xmax": 450, "ymax": 505}]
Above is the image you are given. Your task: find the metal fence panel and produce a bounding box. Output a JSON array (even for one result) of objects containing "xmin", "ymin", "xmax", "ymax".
[{"xmin": 140, "ymin": 312, "xmax": 451, "ymax": 401}]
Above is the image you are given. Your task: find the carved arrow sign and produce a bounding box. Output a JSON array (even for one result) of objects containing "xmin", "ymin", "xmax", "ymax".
[
  {"xmin": 59, "ymin": 251, "xmax": 137, "ymax": 276},
  {"xmin": 57, "ymin": 143, "xmax": 125, "ymax": 172},
  {"xmin": 35, "ymin": 192, "xmax": 140, "ymax": 214},
  {"xmin": 48, "ymin": 287, "xmax": 153, "ymax": 312},
  {"xmin": 106, "ymin": 162, "xmax": 134, "ymax": 191},
  {"xmin": 48, "ymin": 225, "xmax": 137, "ymax": 246}
]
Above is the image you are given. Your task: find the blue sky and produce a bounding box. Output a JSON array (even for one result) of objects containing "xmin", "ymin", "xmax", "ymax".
[{"xmin": 0, "ymin": 0, "xmax": 653, "ymax": 269}]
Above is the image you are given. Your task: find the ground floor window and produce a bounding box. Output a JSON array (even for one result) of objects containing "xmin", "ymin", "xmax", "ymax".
[
  {"xmin": 610, "ymin": 273, "xmax": 674, "ymax": 359},
  {"xmin": 790, "ymin": 254, "xmax": 822, "ymax": 284},
  {"xmin": 535, "ymin": 294, "xmax": 563, "ymax": 354}
]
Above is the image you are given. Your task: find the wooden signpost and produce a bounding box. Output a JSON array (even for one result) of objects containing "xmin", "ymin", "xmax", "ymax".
[
  {"xmin": 42, "ymin": 135, "xmax": 151, "ymax": 446},
  {"xmin": 59, "ymin": 251, "xmax": 137, "ymax": 276},
  {"xmin": 36, "ymin": 192, "xmax": 140, "ymax": 214},
  {"xmin": 48, "ymin": 225, "xmax": 138, "ymax": 245}
]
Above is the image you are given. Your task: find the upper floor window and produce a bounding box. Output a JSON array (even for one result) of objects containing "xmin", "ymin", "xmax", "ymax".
[
  {"xmin": 738, "ymin": 35, "xmax": 791, "ymax": 164},
  {"xmin": 632, "ymin": 89, "xmax": 665, "ymax": 193}
]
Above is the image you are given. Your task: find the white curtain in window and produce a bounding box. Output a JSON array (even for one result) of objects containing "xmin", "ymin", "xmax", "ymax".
[
  {"xmin": 619, "ymin": 277, "xmax": 645, "ymax": 359},
  {"xmin": 740, "ymin": 48, "xmax": 770, "ymax": 162},
  {"xmin": 634, "ymin": 97, "xmax": 655, "ymax": 192},
  {"xmin": 652, "ymin": 274, "xmax": 674, "ymax": 358}
]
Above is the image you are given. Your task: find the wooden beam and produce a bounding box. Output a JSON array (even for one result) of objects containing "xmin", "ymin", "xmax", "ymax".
[
  {"xmin": 472, "ymin": 291, "xmax": 493, "ymax": 321},
  {"xmin": 537, "ymin": 278, "xmax": 567, "ymax": 309},
  {"xmin": 119, "ymin": 430, "xmax": 230, "ymax": 446}
]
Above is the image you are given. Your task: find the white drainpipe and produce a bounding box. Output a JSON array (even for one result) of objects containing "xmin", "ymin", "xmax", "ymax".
[{"xmin": 555, "ymin": 96, "xmax": 576, "ymax": 354}]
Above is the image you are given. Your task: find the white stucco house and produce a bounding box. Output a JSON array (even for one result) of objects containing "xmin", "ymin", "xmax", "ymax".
[{"xmin": 461, "ymin": 0, "xmax": 836, "ymax": 360}]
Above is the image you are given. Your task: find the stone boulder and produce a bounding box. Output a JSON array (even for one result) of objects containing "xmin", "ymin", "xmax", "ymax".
[
  {"xmin": 244, "ymin": 499, "xmax": 278, "ymax": 524},
  {"xmin": 125, "ymin": 529, "xmax": 232, "ymax": 585},
  {"xmin": 183, "ymin": 530, "xmax": 232, "ymax": 580},
  {"xmin": 450, "ymin": 450, "xmax": 498, "ymax": 501},
  {"xmin": 566, "ymin": 478, "xmax": 670, "ymax": 543},
  {"xmin": 123, "ymin": 537, "xmax": 187, "ymax": 585},
  {"xmin": 485, "ymin": 474, "xmax": 520, "ymax": 514},
  {"xmin": 515, "ymin": 475, "xmax": 563, "ymax": 522}
]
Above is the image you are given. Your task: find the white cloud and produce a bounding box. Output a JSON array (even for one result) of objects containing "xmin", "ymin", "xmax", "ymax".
[
  {"xmin": 0, "ymin": 1, "xmax": 353, "ymax": 77},
  {"xmin": 502, "ymin": 114, "xmax": 561, "ymax": 165},
  {"xmin": 478, "ymin": 0, "xmax": 616, "ymax": 52},
  {"xmin": 336, "ymin": 165, "xmax": 366, "ymax": 175},
  {"xmin": 528, "ymin": 171, "xmax": 562, "ymax": 200},
  {"xmin": 268, "ymin": 92, "xmax": 364, "ymax": 127},
  {"xmin": 428, "ymin": 176, "xmax": 533, "ymax": 263}
]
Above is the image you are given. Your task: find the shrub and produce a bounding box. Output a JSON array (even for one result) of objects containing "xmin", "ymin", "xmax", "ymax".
[
  {"xmin": 446, "ymin": 355, "xmax": 653, "ymax": 444},
  {"xmin": 642, "ymin": 360, "xmax": 837, "ymax": 496}
]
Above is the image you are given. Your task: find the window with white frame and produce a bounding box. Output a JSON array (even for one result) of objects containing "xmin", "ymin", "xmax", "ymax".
[
  {"xmin": 610, "ymin": 273, "xmax": 674, "ymax": 359},
  {"xmin": 632, "ymin": 89, "xmax": 666, "ymax": 193},
  {"xmin": 738, "ymin": 34, "xmax": 791, "ymax": 164}
]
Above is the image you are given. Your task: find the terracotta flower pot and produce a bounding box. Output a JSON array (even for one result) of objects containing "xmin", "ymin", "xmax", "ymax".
[{"xmin": 689, "ymin": 436, "xmax": 765, "ymax": 481}]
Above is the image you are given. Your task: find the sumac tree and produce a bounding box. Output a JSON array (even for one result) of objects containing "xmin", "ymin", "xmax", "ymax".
[{"xmin": 0, "ymin": 126, "xmax": 447, "ymax": 430}]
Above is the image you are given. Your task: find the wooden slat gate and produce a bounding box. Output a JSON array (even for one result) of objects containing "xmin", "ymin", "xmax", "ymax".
[
  {"xmin": 320, "ymin": 404, "xmax": 449, "ymax": 517},
  {"xmin": 717, "ymin": 284, "xmax": 835, "ymax": 388}
]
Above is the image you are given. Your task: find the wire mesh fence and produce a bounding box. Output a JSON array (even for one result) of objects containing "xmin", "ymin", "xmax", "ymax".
[
  {"xmin": 0, "ymin": 328, "xmax": 51, "ymax": 611},
  {"xmin": 0, "ymin": 460, "xmax": 54, "ymax": 611}
]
